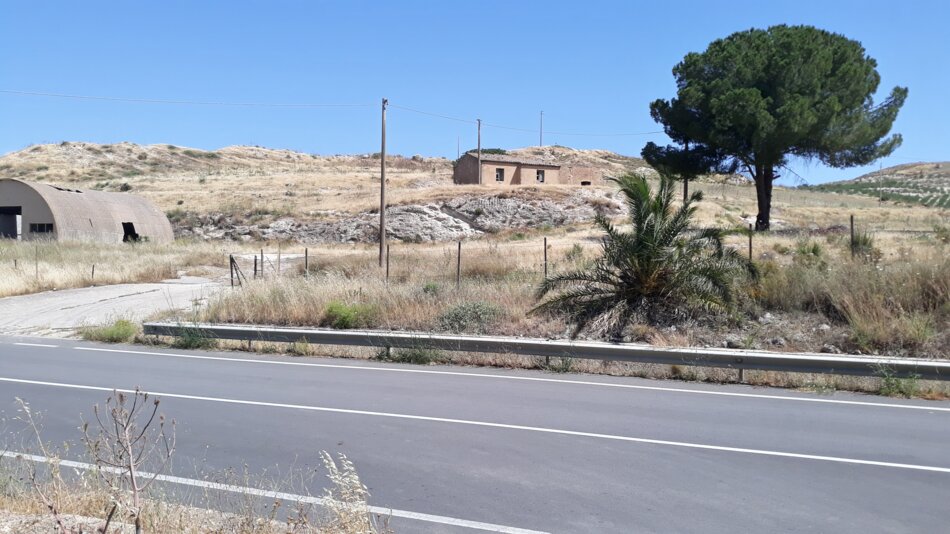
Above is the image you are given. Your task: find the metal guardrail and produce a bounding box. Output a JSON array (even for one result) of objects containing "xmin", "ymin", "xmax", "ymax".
[{"xmin": 142, "ymin": 322, "xmax": 950, "ymax": 380}]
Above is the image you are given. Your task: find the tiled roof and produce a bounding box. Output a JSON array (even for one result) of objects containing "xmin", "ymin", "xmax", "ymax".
[{"xmin": 464, "ymin": 152, "xmax": 560, "ymax": 167}]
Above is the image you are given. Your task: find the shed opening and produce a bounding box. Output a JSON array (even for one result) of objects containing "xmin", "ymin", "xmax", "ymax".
[
  {"xmin": 122, "ymin": 222, "xmax": 140, "ymax": 242},
  {"xmin": 0, "ymin": 206, "xmax": 22, "ymax": 239},
  {"xmin": 581, "ymin": 181, "xmax": 592, "ymax": 186}
]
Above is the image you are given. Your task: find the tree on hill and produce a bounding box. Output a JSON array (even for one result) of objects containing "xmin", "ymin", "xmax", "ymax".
[
  {"xmin": 649, "ymin": 24, "xmax": 907, "ymax": 230},
  {"xmin": 641, "ymin": 140, "xmax": 732, "ymax": 201}
]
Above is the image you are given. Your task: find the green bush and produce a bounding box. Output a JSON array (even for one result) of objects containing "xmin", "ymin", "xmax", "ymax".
[
  {"xmin": 172, "ymin": 327, "xmax": 217, "ymax": 350},
  {"xmin": 421, "ymin": 282, "xmax": 441, "ymax": 296},
  {"xmin": 322, "ymin": 301, "xmax": 378, "ymax": 329},
  {"xmin": 437, "ymin": 301, "xmax": 502, "ymax": 334},
  {"xmin": 851, "ymin": 229, "xmax": 881, "ymax": 262},
  {"xmin": 80, "ymin": 319, "xmax": 138, "ymax": 343}
]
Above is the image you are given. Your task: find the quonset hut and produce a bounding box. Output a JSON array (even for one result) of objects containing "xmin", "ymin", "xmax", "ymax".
[{"xmin": 0, "ymin": 179, "xmax": 173, "ymax": 244}]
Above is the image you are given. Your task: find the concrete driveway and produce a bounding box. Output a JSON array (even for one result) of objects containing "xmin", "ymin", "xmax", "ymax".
[{"xmin": 0, "ymin": 276, "xmax": 220, "ymax": 336}]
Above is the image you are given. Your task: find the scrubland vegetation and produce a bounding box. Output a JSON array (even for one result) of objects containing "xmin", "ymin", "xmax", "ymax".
[
  {"xmin": 1, "ymin": 391, "xmax": 385, "ymax": 533},
  {"xmin": 198, "ymin": 176, "xmax": 949, "ymax": 362},
  {"xmin": 0, "ymin": 240, "xmax": 237, "ymax": 298}
]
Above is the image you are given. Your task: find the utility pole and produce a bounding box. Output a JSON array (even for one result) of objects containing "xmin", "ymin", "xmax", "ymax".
[
  {"xmin": 379, "ymin": 97, "xmax": 387, "ymax": 267},
  {"xmin": 477, "ymin": 118, "xmax": 482, "ymax": 185},
  {"xmin": 539, "ymin": 110, "xmax": 543, "ymax": 147}
]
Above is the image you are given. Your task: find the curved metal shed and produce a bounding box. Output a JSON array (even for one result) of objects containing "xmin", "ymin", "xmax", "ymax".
[{"xmin": 0, "ymin": 179, "xmax": 173, "ymax": 244}]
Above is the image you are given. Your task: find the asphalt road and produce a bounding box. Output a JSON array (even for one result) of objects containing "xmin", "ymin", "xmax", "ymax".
[
  {"xmin": 0, "ymin": 276, "xmax": 218, "ymax": 336},
  {"xmin": 1, "ymin": 336, "xmax": 948, "ymax": 533}
]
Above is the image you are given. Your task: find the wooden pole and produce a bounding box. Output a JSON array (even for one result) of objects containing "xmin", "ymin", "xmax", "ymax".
[
  {"xmin": 850, "ymin": 214, "xmax": 855, "ymax": 258},
  {"xmin": 543, "ymin": 237, "xmax": 548, "ymax": 278},
  {"xmin": 91, "ymin": 264, "xmax": 95, "ymax": 282},
  {"xmin": 748, "ymin": 224, "xmax": 753, "ymax": 262},
  {"xmin": 304, "ymin": 248, "xmax": 309, "ymax": 275},
  {"xmin": 379, "ymin": 97, "xmax": 388, "ymax": 267},
  {"xmin": 254, "ymin": 256, "xmax": 258, "ymax": 279},
  {"xmin": 386, "ymin": 244, "xmax": 390, "ymax": 285},
  {"xmin": 260, "ymin": 248, "xmax": 265, "ymax": 280},
  {"xmin": 456, "ymin": 241, "xmax": 462, "ymax": 290},
  {"xmin": 477, "ymin": 119, "xmax": 482, "ymax": 185},
  {"xmin": 229, "ymin": 254, "xmax": 235, "ymax": 288}
]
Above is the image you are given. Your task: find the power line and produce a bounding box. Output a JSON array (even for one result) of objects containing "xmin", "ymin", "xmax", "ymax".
[
  {"xmin": 391, "ymin": 103, "xmax": 663, "ymax": 137},
  {"xmin": 387, "ymin": 104, "xmax": 475, "ymax": 124},
  {"xmin": 0, "ymin": 89, "xmax": 372, "ymax": 108}
]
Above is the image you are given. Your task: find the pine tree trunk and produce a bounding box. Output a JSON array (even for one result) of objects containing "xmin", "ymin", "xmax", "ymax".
[{"xmin": 754, "ymin": 165, "xmax": 774, "ymax": 231}]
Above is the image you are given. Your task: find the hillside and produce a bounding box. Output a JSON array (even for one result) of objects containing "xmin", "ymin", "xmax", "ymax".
[
  {"xmin": 808, "ymin": 161, "xmax": 950, "ymax": 208},
  {"xmin": 0, "ymin": 142, "xmax": 942, "ymax": 243}
]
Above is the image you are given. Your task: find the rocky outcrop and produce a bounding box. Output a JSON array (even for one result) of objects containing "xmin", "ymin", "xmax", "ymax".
[{"xmin": 175, "ymin": 190, "xmax": 624, "ymax": 243}]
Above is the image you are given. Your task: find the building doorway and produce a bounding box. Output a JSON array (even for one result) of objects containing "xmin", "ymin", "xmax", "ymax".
[
  {"xmin": 122, "ymin": 222, "xmax": 140, "ymax": 242},
  {"xmin": 0, "ymin": 206, "xmax": 22, "ymax": 239}
]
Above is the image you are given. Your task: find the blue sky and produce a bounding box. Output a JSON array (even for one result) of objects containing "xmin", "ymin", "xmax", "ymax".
[{"xmin": 1, "ymin": 0, "xmax": 946, "ymax": 185}]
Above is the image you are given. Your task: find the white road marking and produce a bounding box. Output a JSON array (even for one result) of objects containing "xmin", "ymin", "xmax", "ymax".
[
  {"xmin": 3, "ymin": 376, "xmax": 949, "ymax": 474},
  {"xmin": 71, "ymin": 346, "xmax": 950, "ymax": 413},
  {"xmin": 13, "ymin": 342, "xmax": 59, "ymax": 348},
  {"xmin": 1, "ymin": 451, "xmax": 546, "ymax": 534}
]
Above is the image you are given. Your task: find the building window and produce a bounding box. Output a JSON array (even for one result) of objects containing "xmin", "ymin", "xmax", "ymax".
[
  {"xmin": 30, "ymin": 223, "xmax": 53, "ymax": 233},
  {"xmin": 536, "ymin": 170, "xmax": 545, "ymax": 183},
  {"xmin": 495, "ymin": 168, "xmax": 505, "ymax": 182}
]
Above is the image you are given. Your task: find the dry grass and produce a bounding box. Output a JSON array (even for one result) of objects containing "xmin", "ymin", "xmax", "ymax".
[
  {"xmin": 0, "ymin": 239, "xmax": 250, "ymax": 298},
  {"xmin": 754, "ymin": 246, "xmax": 949, "ymax": 355},
  {"xmin": 199, "ymin": 227, "xmax": 949, "ymax": 361},
  {"xmin": 1, "ymin": 393, "xmax": 387, "ymax": 534}
]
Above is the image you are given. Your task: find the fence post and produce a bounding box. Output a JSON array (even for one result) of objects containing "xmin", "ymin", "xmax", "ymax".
[
  {"xmin": 386, "ymin": 244, "xmax": 390, "ymax": 285},
  {"xmin": 229, "ymin": 254, "xmax": 235, "ymax": 288},
  {"xmin": 91, "ymin": 264, "xmax": 95, "ymax": 282},
  {"xmin": 253, "ymin": 256, "xmax": 258, "ymax": 279},
  {"xmin": 260, "ymin": 249, "xmax": 265, "ymax": 280},
  {"xmin": 304, "ymin": 248, "xmax": 309, "ymax": 275},
  {"xmin": 543, "ymin": 237, "xmax": 548, "ymax": 278},
  {"xmin": 456, "ymin": 240, "xmax": 462, "ymax": 290},
  {"xmin": 748, "ymin": 224, "xmax": 753, "ymax": 262},
  {"xmin": 850, "ymin": 214, "xmax": 855, "ymax": 258},
  {"xmin": 277, "ymin": 242, "xmax": 281, "ymax": 274}
]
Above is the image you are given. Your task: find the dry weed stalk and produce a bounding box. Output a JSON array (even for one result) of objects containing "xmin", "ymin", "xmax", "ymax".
[
  {"xmin": 82, "ymin": 389, "xmax": 176, "ymax": 534},
  {"xmin": 14, "ymin": 398, "xmax": 76, "ymax": 534}
]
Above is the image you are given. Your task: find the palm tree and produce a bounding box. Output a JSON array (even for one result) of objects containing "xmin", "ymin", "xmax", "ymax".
[{"xmin": 533, "ymin": 172, "xmax": 755, "ymax": 339}]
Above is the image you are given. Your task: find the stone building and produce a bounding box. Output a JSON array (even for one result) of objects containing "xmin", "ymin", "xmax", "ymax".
[
  {"xmin": 0, "ymin": 178, "xmax": 173, "ymax": 243},
  {"xmin": 452, "ymin": 153, "xmax": 599, "ymax": 186}
]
